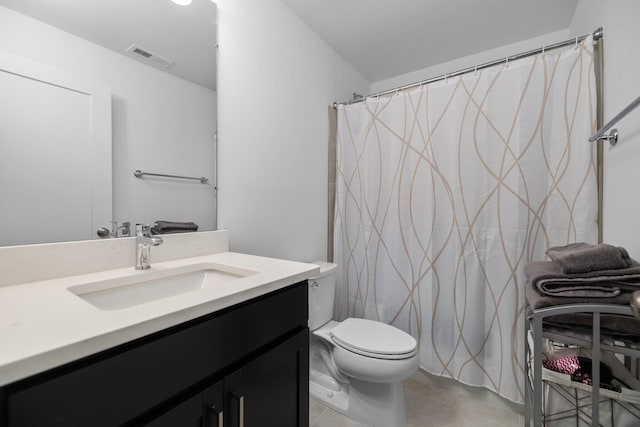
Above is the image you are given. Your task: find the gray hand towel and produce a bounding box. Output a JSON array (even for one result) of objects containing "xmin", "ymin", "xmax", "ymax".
[
  {"xmin": 546, "ymin": 242, "xmax": 632, "ymax": 274},
  {"xmin": 151, "ymin": 220, "xmax": 199, "ymax": 234}
]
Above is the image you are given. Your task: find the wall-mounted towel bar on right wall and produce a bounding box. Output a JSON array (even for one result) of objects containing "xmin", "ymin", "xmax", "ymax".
[{"xmin": 589, "ymin": 94, "xmax": 640, "ymax": 146}]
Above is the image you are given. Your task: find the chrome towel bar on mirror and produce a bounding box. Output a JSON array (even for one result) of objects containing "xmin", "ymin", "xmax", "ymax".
[{"xmin": 134, "ymin": 169, "xmax": 209, "ymax": 184}]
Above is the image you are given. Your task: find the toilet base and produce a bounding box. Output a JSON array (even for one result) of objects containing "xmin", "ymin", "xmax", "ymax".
[{"xmin": 310, "ymin": 372, "xmax": 408, "ymax": 427}]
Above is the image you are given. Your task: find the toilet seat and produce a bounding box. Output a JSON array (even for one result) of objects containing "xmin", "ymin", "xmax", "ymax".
[{"xmin": 330, "ymin": 318, "xmax": 417, "ymax": 360}]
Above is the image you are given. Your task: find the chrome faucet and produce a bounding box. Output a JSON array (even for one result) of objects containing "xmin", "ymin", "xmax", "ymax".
[{"xmin": 135, "ymin": 224, "xmax": 163, "ymax": 270}]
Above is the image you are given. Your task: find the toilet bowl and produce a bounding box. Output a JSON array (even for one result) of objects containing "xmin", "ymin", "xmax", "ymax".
[{"xmin": 308, "ymin": 262, "xmax": 419, "ymax": 427}]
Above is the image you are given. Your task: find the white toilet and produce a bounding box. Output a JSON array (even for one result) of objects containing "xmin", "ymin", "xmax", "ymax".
[{"xmin": 308, "ymin": 262, "xmax": 419, "ymax": 427}]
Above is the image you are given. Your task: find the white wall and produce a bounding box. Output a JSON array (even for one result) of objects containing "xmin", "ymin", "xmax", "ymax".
[
  {"xmin": 215, "ymin": 0, "xmax": 369, "ymax": 261},
  {"xmin": 0, "ymin": 6, "xmax": 217, "ymax": 235},
  {"xmin": 569, "ymin": 0, "xmax": 640, "ymax": 257},
  {"xmin": 371, "ymin": 29, "xmax": 570, "ymax": 92}
]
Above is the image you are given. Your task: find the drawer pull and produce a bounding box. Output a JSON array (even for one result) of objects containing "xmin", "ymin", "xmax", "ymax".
[
  {"xmin": 231, "ymin": 393, "xmax": 245, "ymax": 427},
  {"xmin": 207, "ymin": 405, "xmax": 223, "ymax": 427}
]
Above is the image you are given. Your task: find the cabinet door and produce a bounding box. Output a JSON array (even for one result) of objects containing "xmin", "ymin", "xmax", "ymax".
[
  {"xmin": 5, "ymin": 283, "xmax": 307, "ymax": 427},
  {"xmin": 225, "ymin": 329, "xmax": 309, "ymax": 427},
  {"xmin": 145, "ymin": 381, "xmax": 224, "ymax": 427},
  {"xmin": 202, "ymin": 382, "xmax": 226, "ymax": 427},
  {"xmin": 144, "ymin": 394, "xmax": 202, "ymax": 427}
]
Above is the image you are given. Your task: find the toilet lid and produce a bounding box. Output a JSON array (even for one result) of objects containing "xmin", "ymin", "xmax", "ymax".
[{"xmin": 330, "ymin": 318, "xmax": 417, "ymax": 359}]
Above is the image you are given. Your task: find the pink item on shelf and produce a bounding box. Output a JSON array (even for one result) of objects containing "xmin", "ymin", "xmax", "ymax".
[{"xmin": 542, "ymin": 356, "xmax": 581, "ymax": 375}]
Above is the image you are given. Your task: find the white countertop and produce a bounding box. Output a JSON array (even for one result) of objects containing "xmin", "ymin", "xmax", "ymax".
[{"xmin": 0, "ymin": 251, "xmax": 319, "ymax": 386}]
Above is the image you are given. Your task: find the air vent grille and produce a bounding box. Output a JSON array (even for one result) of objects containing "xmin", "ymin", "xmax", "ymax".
[
  {"xmin": 132, "ymin": 47, "xmax": 152, "ymax": 58},
  {"xmin": 126, "ymin": 44, "xmax": 174, "ymax": 68}
]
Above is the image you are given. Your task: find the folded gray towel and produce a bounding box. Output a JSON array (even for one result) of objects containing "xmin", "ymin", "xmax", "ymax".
[
  {"xmin": 151, "ymin": 220, "xmax": 199, "ymax": 234},
  {"xmin": 546, "ymin": 242, "xmax": 632, "ymax": 274},
  {"xmin": 524, "ymin": 260, "xmax": 640, "ymax": 298},
  {"xmin": 524, "ymin": 261, "xmax": 640, "ymax": 341}
]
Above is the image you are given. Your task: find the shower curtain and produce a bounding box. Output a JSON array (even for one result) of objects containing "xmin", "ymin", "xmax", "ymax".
[{"xmin": 333, "ymin": 36, "xmax": 598, "ymax": 403}]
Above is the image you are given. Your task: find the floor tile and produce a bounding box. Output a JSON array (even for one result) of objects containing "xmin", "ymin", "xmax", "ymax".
[
  {"xmin": 404, "ymin": 376, "xmax": 458, "ymax": 426},
  {"xmin": 454, "ymin": 395, "xmax": 521, "ymax": 427},
  {"xmin": 309, "ymin": 397, "xmax": 327, "ymax": 425},
  {"xmin": 311, "ymin": 369, "xmax": 524, "ymax": 427},
  {"xmin": 311, "ymin": 405, "xmax": 371, "ymax": 427}
]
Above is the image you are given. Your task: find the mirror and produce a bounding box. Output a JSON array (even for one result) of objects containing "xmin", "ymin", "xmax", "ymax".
[{"xmin": 0, "ymin": 0, "xmax": 217, "ymax": 246}]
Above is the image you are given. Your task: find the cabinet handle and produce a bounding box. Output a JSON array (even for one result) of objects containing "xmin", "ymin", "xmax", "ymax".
[
  {"xmin": 207, "ymin": 405, "xmax": 223, "ymax": 427},
  {"xmin": 231, "ymin": 393, "xmax": 245, "ymax": 427}
]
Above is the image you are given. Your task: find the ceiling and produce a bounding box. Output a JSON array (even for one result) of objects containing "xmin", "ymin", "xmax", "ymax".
[
  {"xmin": 280, "ymin": 0, "xmax": 580, "ymax": 82},
  {"xmin": 0, "ymin": 0, "xmax": 217, "ymax": 90},
  {"xmin": 0, "ymin": 0, "xmax": 580, "ymax": 89}
]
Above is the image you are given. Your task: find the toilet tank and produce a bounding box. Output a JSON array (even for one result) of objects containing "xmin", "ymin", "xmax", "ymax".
[{"xmin": 308, "ymin": 261, "xmax": 338, "ymax": 331}]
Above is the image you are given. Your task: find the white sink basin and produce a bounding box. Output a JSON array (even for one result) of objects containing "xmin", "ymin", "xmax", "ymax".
[{"xmin": 68, "ymin": 264, "xmax": 258, "ymax": 310}]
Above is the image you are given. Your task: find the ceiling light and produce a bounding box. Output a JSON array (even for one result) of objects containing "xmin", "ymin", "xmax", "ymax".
[{"xmin": 171, "ymin": 0, "xmax": 192, "ymax": 5}]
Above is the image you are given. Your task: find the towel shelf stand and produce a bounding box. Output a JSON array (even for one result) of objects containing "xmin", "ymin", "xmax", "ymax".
[{"xmin": 133, "ymin": 169, "xmax": 209, "ymax": 184}]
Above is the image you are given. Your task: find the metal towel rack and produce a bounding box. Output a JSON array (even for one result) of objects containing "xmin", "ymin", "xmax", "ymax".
[
  {"xmin": 134, "ymin": 169, "xmax": 209, "ymax": 184},
  {"xmin": 589, "ymin": 95, "xmax": 640, "ymax": 146}
]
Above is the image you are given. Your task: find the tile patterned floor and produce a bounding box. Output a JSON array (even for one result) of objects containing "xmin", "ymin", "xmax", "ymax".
[{"xmin": 310, "ymin": 369, "xmax": 524, "ymax": 427}]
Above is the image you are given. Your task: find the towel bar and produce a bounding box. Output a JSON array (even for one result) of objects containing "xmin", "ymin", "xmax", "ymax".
[
  {"xmin": 589, "ymin": 94, "xmax": 640, "ymax": 145},
  {"xmin": 134, "ymin": 169, "xmax": 209, "ymax": 184}
]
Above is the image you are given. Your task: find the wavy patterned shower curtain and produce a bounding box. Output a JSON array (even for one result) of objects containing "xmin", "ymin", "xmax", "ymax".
[{"xmin": 333, "ymin": 37, "xmax": 597, "ymax": 403}]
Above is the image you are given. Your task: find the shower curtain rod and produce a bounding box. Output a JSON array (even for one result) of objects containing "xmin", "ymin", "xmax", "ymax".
[{"xmin": 333, "ymin": 27, "xmax": 603, "ymax": 108}]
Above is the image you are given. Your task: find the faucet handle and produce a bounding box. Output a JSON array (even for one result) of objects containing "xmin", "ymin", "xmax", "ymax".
[
  {"xmin": 119, "ymin": 221, "xmax": 131, "ymax": 237},
  {"xmin": 96, "ymin": 227, "xmax": 111, "ymax": 238},
  {"xmin": 135, "ymin": 223, "xmax": 142, "ymax": 235},
  {"xmin": 135, "ymin": 223, "xmax": 149, "ymax": 236}
]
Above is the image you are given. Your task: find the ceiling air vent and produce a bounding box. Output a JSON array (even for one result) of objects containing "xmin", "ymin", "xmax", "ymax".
[{"xmin": 126, "ymin": 44, "xmax": 174, "ymax": 68}]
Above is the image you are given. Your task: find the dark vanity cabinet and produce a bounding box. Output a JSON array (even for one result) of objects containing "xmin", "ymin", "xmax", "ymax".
[
  {"xmin": 0, "ymin": 281, "xmax": 309, "ymax": 427},
  {"xmin": 146, "ymin": 381, "xmax": 224, "ymax": 427}
]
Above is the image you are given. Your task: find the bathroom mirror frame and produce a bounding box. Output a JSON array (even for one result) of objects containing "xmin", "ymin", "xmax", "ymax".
[{"xmin": 0, "ymin": 0, "xmax": 218, "ymax": 247}]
